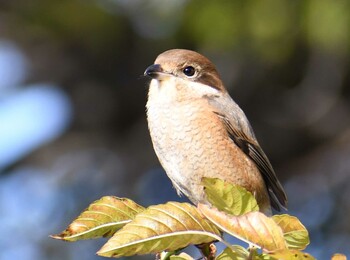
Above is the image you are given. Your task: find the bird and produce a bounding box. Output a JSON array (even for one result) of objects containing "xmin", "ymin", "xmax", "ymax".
[{"xmin": 144, "ymin": 49, "xmax": 287, "ymax": 214}]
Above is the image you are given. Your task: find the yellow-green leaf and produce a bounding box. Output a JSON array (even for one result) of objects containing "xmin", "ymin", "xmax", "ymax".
[
  {"xmin": 216, "ymin": 246, "xmax": 249, "ymax": 260},
  {"xmin": 51, "ymin": 196, "xmax": 144, "ymax": 241},
  {"xmin": 97, "ymin": 202, "xmax": 222, "ymax": 258},
  {"xmin": 272, "ymin": 214, "xmax": 310, "ymax": 250},
  {"xmin": 198, "ymin": 204, "xmax": 287, "ymax": 252},
  {"xmin": 261, "ymin": 249, "xmax": 315, "ymax": 260},
  {"xmin": 202, "ymin": 177, "xmax": 259, "ymax": 216},
  {"xmin": 169, "ymin": 252, "xmax": 194, "ymax": 260}
]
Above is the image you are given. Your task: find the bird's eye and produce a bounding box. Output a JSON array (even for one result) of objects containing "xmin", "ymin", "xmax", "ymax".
[{"xmin": 183, "ymin": 66, "xmax": 196, "ymax": 77}]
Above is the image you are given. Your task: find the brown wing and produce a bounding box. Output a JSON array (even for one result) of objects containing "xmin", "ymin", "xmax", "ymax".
[{"xmin": 214, "ymin": 112, "xmax": 288, "ymax": 211}]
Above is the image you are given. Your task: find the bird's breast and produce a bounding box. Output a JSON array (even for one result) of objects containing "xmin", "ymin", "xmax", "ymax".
[
  {"xmin": 146, "ymin": 80, "xmax": 268, "ymax": 210},
  {"xmin": 147, "ymin": 96, "xmax": 223, "ymax": 196}
]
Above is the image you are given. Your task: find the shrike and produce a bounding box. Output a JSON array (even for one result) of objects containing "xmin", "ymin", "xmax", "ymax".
[{"xmin": 144, "ymin": 49, "xmax": 287, "ymax": 214}]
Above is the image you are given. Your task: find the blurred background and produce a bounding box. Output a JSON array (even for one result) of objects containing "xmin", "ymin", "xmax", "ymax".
[{"xmin": 0, "ymin": 0, "xmax": 349, "ymax": 259}]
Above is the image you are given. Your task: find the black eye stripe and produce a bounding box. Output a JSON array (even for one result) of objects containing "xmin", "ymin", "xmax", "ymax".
[
  {"xmin": 195, "ymin": 73, "xmax": 221, "ymax": 90},
  {"xmin": 181, "ymin": 66, "xmax": 221, "ymax": 90}
]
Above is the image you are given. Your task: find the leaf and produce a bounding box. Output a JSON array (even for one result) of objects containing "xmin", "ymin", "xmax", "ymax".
[
  {"xmin": 202, "ymin": 177, "xmax": 259, "ymax": 216},
  {"xmin": 158, "ymin": 251, "xmax": 193, "ymax": 260},
  {"xmin": 97, "ymin": 202, "xmax": 222, "ymax": 258},
  {"xmin": 272, "ymin": 214, "xmax": 310, "ymax": 250},
  {"xmin": 198, "ymin": 204, "xmax": 287, "ymax": 252},
  {"xmin": 261, "ymin": 249, "xmax": 315, "ymax": 260},
  {"xmin": 331, "ymin": 254, "xmax": 347, "ymax": 260},
  {"xmin": 169, "ymin": 252, "xmax": 194, "ymax": 260},
  {"xmin": 217, "ymin": 247, "xmax": 316, "ymax": 260},
  {"xmin": 51, "ymin": 196, "xmax": 145, "ymax": 241},
  {"xmin": 216, "ymin": 246, "xmax": 249, "ymax": 260}
]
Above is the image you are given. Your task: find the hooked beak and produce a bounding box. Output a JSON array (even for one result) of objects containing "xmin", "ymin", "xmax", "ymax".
[{"xmin": 144, "ymin": 64, "xmax": 170, "ymax": 80}]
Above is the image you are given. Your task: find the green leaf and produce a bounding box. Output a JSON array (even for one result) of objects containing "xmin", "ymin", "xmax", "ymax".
[
  {"xmin": 51, "ymin": 196, "xmax": 144, "ymax": 241},
  {"xmin": 97, "ymin": 202, "xmax": 222, "ymax": 258},
  {"xmin": 217, "ymin": 247, "xmax": 316, "ymax": 260},
  {"xmin": 198, "ymin": 204, "xmax": 287, "ymax": 252},
  {"xmin": 216, "ymin": 246, "xmax": 249, "ymax": 260},
  {"xmin": 261, "ymin": 249, "xmax": 315, "ymax": 260},
  {"xmin": 169, "ymin": 252, "xmax": 194, "ymax": 260},
  {"xmin": 272, "ymin": 214, "xmax": 310, "ymax": 250},
  {"xmin": 202, "ymin": 177, "xmax": 259, "ymax": 216}
]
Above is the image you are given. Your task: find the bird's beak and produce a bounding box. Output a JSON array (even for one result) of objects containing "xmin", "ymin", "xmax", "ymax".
[{"xmin": 144, "ymin": 64, "xmax": 169, "ymax": 80}]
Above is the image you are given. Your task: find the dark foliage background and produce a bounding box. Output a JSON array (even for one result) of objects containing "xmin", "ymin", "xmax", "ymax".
[{"xmin": 0, "ymin": 1, "xmax": 349, "ymax": 259}]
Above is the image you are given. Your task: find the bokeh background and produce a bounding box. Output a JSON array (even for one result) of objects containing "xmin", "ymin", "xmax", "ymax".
[{"xmin": 0, "ymin": 0, "xmax": 349, "ymax": 259}]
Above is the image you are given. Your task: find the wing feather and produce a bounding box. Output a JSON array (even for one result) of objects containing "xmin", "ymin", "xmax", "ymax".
[{"xmin": 214, "ymin": 111, "xmax": 287, "ymax": 211}]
